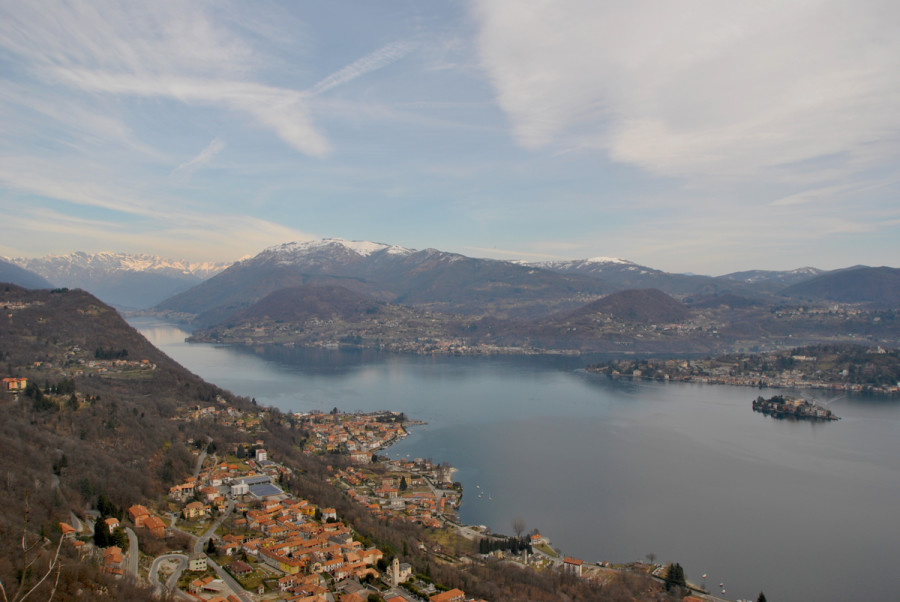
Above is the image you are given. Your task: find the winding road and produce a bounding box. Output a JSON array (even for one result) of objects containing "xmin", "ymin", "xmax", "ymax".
[{"xmin": 149, "ymin": 553, "xmax": 191, "ymax": 600}]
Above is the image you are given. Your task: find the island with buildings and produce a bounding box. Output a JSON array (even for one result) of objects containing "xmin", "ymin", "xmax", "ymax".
[{"xmin": 752, "ymin": 395, "xmax": 840, "ymax": 421}]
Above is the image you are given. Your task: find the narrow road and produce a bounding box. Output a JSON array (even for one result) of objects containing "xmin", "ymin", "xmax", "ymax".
[
  {"xmin": 193, "ymin": 499, "xmax": 234, "ymax": 556},
  {"xmin": 68, "ymin": 511, "xmax": 83, "ymax": 534},
  {"xmin": 166, "ymin": 556, "xmax": 189, "ymax": 597},
  {"xmin": 124, "ymin": 527, "xmax": 139, "ymax": 579},
  {"xmin": 149, "ymin": 553, "xmax": 187, "ymax": 598},
  {"xmin": 193, "ymin": 442, "xmax": 209, "ymax": 480},
  {"xmin": 164, "ymin": 500, "xmax": 252, "ymax": 601},
  {"xmin": 207, "ymin": 556, "xmax": 253, "ymax": 602}
]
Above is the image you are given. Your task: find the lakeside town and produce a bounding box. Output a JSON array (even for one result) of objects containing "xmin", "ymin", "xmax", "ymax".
[
  {"xmin": 588, "ymin": 346, "xmax": 900, "ymax": 395},
  {"xmin": 46, "ymin": 396, "xmax": 720, "ymax": 602}
]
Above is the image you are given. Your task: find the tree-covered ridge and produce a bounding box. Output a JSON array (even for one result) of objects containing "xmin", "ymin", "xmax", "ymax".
[{"xmin": 0, "ymin": 285, "xmax": 255, "ymax": 599}]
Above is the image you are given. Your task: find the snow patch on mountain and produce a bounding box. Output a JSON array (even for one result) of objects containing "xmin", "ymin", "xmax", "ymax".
[
  {"xmin": 258, "ymin": 239, "xmax": 416, "ymax": 266},
  {"xmin": 584, "ymin": 256, "xmax": 631, "ymax": 265},
  {"xmin": 10, "ymin": 252, "xmax": 231, "ymax": 279},
  {"xmin": 523, "ymin": 256, "xmax": 636, "ymax": 271}
]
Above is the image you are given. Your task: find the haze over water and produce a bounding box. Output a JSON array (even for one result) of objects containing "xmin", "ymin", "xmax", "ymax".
[{"xmin": 134, "ymin": 317, "xmax": 900, "ymax": 602}]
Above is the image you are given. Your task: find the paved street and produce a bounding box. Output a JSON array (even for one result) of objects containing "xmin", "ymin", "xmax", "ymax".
[
  {"xmin": 149, "ymin": 553, "xmax": 192, "ymax": 601},
  {"xmin": 124, "ymin": 527, "xmax": 139, "ymax": 579}
]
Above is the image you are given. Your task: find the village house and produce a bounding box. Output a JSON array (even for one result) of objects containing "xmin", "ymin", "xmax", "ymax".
[
  {"xmin": 429, "ymin": 589, "xmax": 466, "ymax": 602},
  {"xmin": 142, "ymin": 515, "xmax": 166, "ymax": 538},
  {"xmin": 104, "ymin": 517, "xmax": 120, "ymax": 534},
  {"xmin": 182, "ymin": 500, "xmax": 210, "ymax": 519},
  {"xmin": 189, "ymin": 575, "xmax": 216, "ymax": 595},
  {"xmin": 226, "ymin": 560, "xmax": 252, "ymax": 577},
  {"xmin": 1, "ymin": 377, "xmax": 28, "ymax": 391},
  {"xmin": 189, "ymin": 554, "xmax": 208, "ymax": 572},
  {"xmin": 563, "ymin": 556, "xmax": 584, "ymax": 577},
  {"xmin": 102, "ymin": 546, "xmax": 124, "ymax": 575},
  {"xmin": 127, "ymin": 504, "xmax": 151, "ymax": 527}
]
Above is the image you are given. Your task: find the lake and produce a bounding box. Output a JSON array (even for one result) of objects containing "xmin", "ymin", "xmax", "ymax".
[{"xmin": 132, "ymin": 317, "xmax": 900, "ymax": 602}]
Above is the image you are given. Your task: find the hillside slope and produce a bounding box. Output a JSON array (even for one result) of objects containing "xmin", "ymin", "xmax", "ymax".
[
  {"xmin": 0, "ymin": 284, "xmax": 251, "ymax": 599},
  {"xmin": 780, "ymin": 266, "xmax": 900, "ymax": 306},
  {"xmin": 0, "ymin": 258, "xmax": 53, "ymax": 289}
]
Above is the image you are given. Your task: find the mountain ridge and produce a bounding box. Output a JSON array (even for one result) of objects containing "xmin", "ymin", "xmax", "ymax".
[{"xmin": 8, "ymin": 251, "xmax": 233, "ymax": 309}]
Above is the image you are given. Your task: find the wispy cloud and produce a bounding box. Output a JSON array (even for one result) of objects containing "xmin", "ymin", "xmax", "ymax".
[
  {"xmin": 172, "ymin": 137, "xmax": 226, "ymax": 179},
  {"xmin": 3, "ymin": 204, "xmax": 315, "ymax": 263},
  {"xmin": 471, "ymin": 0, "xmax": 900, "ymax": 184},
  {"xmin": 308, "ymin": 41, "xmax": 414, "ymax": 96}
]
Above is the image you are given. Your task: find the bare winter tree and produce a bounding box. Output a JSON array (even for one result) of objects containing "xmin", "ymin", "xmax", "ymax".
[
  {"xmin": 0, "ymin": 492, "xmax": 63, "ymax": 602},
  {"xmin": 511, "ymin": 516, "xmax": 526, "ymax": 538}
]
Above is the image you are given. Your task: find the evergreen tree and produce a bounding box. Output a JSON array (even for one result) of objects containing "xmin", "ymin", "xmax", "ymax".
[
  {"xmin": 93, "ymin": 518, "xmax": 110, "ymax": 547},
  {"xmin": 664, "ymin": 563, "xmax": 686, "ymax": 591},
  {"xmin": 757, "ymin": 593, "xmax": 767, "ymax": 602}
]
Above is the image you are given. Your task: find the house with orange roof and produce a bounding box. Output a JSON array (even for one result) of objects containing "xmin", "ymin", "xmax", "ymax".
[
  {"xmin": 128, "ymin": 504, "xmax": 151, "ymax": 527},
  {"xmin": 58, "ymin": 522, "xmax": 76, "ymax": 539},
  {"xmin": 2, "ymin": 377, "xmax": 27, "ymax": 391},
  {"xmin": 358, "ymin": 547, "xmax": 383, "ymax": 565},
  {"xmin": 189, "ymin": 575, "xmax": 216, "ymax": 595},
  {"xmin": 430, "ymin": 589, "xmax": 466, "ymax": 602},
  {"xmin": 104, "ymin": 517, "xmax": 120, "ymax": 534},
  {"xmin": 143, "ymin": 515, "xmax": 166, "ymax": 538},
  {"xmin": 563, "ymin": 556, "xmax": 584, "ymax": 577},
  {"xmin": 182, "ymin": 500, "xmax": 209, "ymax": 519},
  {"xmin": 286, "ymin": 595, "xmax": 328, "ymax": 602},
  {"xmin": 103, "ymin": 546, "xmax": 124, "ymax": 575}
]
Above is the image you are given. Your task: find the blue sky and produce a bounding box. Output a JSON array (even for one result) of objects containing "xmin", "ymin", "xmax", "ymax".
[{"xmin": 1, "ymin": 1, "xmax": 898, "ymax": 275}]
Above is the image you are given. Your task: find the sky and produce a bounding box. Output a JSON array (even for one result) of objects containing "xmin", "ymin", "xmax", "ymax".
[{"xmin": 1, "ymin": 0, "xmax": 899, "ymax": 276}]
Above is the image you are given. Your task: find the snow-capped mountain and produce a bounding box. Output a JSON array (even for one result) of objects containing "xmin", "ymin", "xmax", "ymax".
[
  {"xmin": 720, "ymin": 267, "xmax": 825, "ymax": 286},
  {"xmin": 155, "ymin": 238, "xmax": 609, "ymax": 325},
  {"xmin": 523, "ymin": 256, "xmax": 642, "ymax": 275},
  {"xmin": 252, "ymin": 239, "xmax": 415, "ymax": 268},
  {"xmin": 8, "ymin": 252, "xmax": 232, "ymax": 309},
  {"xmin": 0, "ymin": 258, "xmax": 53, "ymax": 289},
  {"xmin": 520, "ymin": 256, "xmax": 743, "ymax": 296},
  {"xmin": 11, "ymin": 251, "xmax": 229, "ymax": 280}
]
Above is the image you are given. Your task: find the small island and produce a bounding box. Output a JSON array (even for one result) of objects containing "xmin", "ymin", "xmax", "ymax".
[{"xmin": 752, "ymin": 395, "xmax": 840, "ymax": 421}]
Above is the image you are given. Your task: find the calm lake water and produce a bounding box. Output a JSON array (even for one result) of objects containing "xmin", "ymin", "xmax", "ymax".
[{"xmin": 132, "ymin": 317, "xmax": 900, "ymax": 602}]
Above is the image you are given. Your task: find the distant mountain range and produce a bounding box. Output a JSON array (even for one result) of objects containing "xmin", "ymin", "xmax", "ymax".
[
  {"xmin": 156, "ymin": 238, "xmax": 900, "ymax": 355},
  {"xmin": 4, "ymin": 240, "xmax": 900, "ymax": 337},
  {"xmin": 155, "ymin": 239, "xmax": 610, "ymax": 326},
  {"xmin": 523, "ymin": 257, "xmax": 758, "ymax": 297},
  {"xmin": 0, "ymin": 258, "xmax": 54, "ymax": 290},
  {"xmin": 5, "ymin": 252, "xmax": 231, "ymax": 309}
]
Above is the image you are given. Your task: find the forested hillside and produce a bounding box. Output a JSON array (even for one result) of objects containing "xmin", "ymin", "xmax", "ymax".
[{"xmin": 0, "ymin": 284, "xmax": 253, "ymax": 599}]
